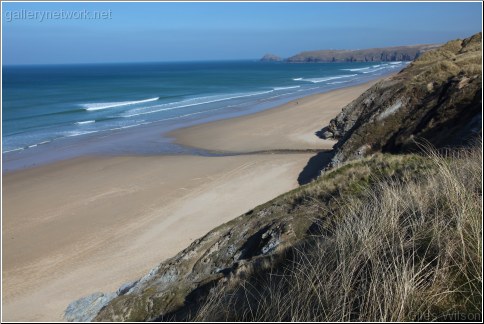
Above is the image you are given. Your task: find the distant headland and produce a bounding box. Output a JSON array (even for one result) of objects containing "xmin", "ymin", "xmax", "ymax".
[{"xmin": 262, "ymin": 43, "xmax": 440, "ymax": 63}]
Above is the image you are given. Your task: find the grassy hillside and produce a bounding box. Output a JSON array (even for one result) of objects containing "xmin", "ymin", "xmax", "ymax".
[{"xmin": 194, "ymin": 145, "xmax": 482, "ymax": 321}]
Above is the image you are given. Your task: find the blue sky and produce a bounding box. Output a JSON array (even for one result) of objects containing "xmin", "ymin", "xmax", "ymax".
[{"xmin": 2, "ymin": 1, "xmax": 482, "ymax": 65}]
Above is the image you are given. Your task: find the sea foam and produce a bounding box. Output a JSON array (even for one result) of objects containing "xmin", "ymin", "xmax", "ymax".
[
  {"xmin": 76, "ymin": 120, "xmax": 96, "ymax": 125},
  {"xmin": 362, "ymin": 67, "xmax": 388, "ymax": 74},
  {"xmin": 82, "ymin": 97, "xmax": 159, "ymax": 111},
  {"xmin": 298, "ymin": 74, "xmax": 357, "ymax": 83},
  {"xmin": 3, "ymin": 147, "xmax": 24, "ymax": 153},
  {"xmin": 327, "ymin": 80, "xmax": 351, "ymax": 85},
  {"xmin": 342, "ymin": 67, "xmax": 371, "ymax": 72},
  {"xmin": 273, "ymin": 86, "xmax": 300, "ymax": 91},
  {"xmin": 121, "ymin": 91, "xmax": 273, "ymax": 118}
]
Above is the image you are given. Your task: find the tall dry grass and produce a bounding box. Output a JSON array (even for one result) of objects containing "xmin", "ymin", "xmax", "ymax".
[{"xmin": 195, "ymin": 144, "xmax": 482, "ymax": 321}]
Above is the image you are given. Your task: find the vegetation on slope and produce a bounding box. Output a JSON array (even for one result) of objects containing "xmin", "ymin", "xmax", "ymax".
[
  {"xmin": 322, "ymin": 32, "xmax": 482, "ymax": 166},
  {"xmin": 194, "ymin": 145, "xmax": 482, "ymax": 321}
]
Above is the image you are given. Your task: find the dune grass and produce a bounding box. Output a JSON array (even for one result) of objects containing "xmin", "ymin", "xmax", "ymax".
[
  {"xmin": 194, "ymin": 144, "xmax": 482, "ymax": 322},
  {"xmin": 409, "ymin": 33, "xmax": 482, "ymax": 86}
]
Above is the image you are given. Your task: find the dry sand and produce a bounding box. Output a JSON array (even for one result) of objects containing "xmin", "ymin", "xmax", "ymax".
[{"xmin": 2, "ymin": 80, "xmax": 377, "ymax": 321}]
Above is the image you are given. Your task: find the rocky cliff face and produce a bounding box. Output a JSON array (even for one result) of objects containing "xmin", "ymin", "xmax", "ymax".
[
  {"xmin": 286, "ymin": 44, "xmax": 440, "ymax": 63},
  {"xmin": 321, "ymin": 32, "xmax": 482, "ymax": 166}
]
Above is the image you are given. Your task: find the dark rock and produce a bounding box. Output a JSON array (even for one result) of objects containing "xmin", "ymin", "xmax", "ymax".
[
  {"xmin": 321, "ymin": 131, "xmax": 334, "ymax": 139},
  {"xmin": 315, "ymin": 127, "xmax": 334, "ymax": 139}
]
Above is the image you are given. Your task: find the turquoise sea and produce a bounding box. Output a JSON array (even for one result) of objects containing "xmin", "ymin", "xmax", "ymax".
[{"xmin": 2, "ymin": 60, "xmax": 408, "ymax": 170}]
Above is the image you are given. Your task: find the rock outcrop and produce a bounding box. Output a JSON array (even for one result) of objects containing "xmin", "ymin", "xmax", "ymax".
[
  {"xmin": 65, "ymin": 292, "xmax": 117, "ymax": 322},
  {"xmin": 321, "ymin": 32, "xmax": 482, "ymax": 166},
  {"xmin": 286, "ymin": 44, "xmax": 440, "ymax": 63},
  {"xmin": 260, "ymin": 53, "xmax": 283, "ymax": 62}
]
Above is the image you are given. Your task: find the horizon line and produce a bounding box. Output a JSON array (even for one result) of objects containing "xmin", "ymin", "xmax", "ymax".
[{"xmin": 1, "ymin": 58, "xmax": 266, "ymax": 67}]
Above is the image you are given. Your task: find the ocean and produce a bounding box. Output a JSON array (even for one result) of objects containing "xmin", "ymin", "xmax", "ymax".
[{"xmin": 2, "ymin": 60, "xmax": 407, "ymax": 170}]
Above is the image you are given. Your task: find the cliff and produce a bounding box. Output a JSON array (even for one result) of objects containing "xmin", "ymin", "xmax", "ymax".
[
  {"xmin": 286, "ymin": 44, "xmax": 440, "ymax": 62},
  {"xmin": 321, "ymin": 32, "xmax": 482, "ymax": 165}
]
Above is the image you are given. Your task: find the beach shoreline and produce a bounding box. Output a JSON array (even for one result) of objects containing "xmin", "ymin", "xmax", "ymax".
[
  {"xmin": 2, "ymin": 78, "xmax": 382, "ymax": 321},
  {"xmin": 169, "ymin": 80, "xmax": 379, "ymax": 153},
  {"xmin": 2, "ymin": 74, "xmax": 386, "ymax": 174}
]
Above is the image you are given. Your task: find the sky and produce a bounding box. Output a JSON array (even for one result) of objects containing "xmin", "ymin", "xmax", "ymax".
[{"xmin": 2, "ymin": 1, "xmax": 482, "ymax": 65}]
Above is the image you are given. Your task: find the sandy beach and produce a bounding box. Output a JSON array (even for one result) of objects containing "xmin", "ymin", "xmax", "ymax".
[
  {"xmin": 2, "ymin": 80, "xmax": 377, "ymax": 321},
  {"xmin": 170, "ymin": 81, "xmax": 378, "ymax": 153}
]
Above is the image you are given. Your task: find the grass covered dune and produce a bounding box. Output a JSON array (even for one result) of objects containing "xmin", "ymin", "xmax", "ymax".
[{"xmin": 196, "ymin": 145, "xmax": 482, "ymax": 321}]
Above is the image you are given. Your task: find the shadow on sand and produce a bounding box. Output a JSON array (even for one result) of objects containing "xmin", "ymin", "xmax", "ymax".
[{"xmin": 297, "ymin": 151, "xmax": 334, "ymax": 185}]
